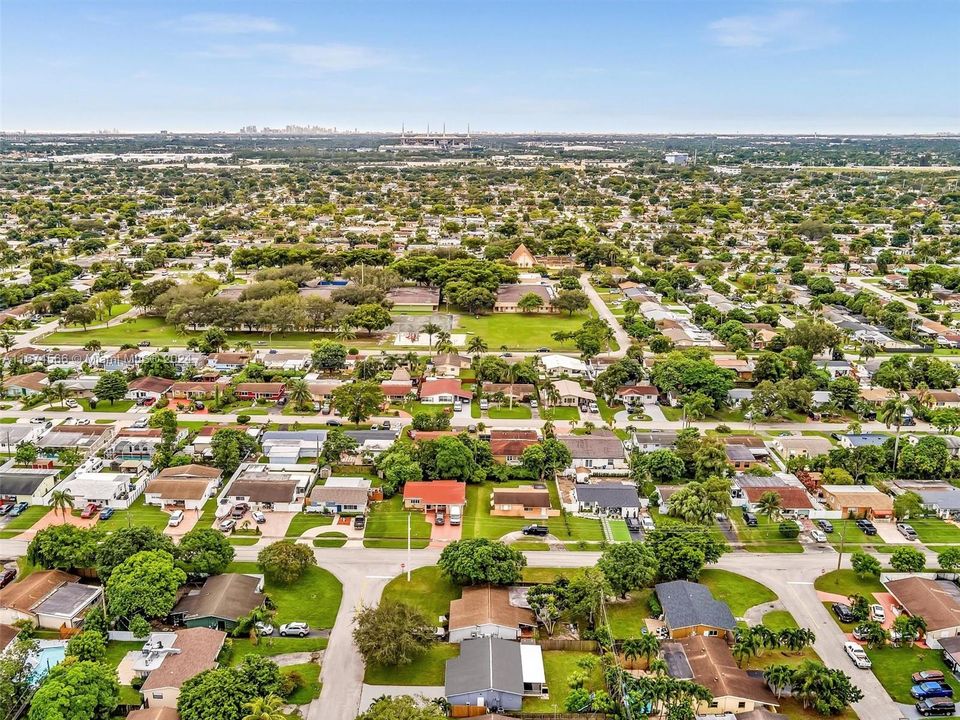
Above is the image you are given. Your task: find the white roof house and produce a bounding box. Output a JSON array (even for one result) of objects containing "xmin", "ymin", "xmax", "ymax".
[
  {"xmin": 540, "ymin": 355, "xmax": 587, "ymax": 376},
  {"xmin": 58, "ymin": 472, "xmax": 136, "ymax": 508},
  {"xmin": 324, "ymin": 476, "xmax": 373, "ymax": 490}
]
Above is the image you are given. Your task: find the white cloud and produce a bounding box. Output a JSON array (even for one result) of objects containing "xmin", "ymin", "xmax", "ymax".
[
  {"xmin": 262, "ymin": 43, "xmax": 387, "ymax": 71},
  {"xmin": 709, "ymin": 9, "xmax": 840, "ymax": 50},
  {"xmin": 181, "ymin": 12, "xmax": 285, "ymax": 35}
]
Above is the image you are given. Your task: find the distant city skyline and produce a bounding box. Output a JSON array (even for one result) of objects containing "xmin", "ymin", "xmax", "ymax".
[{"xmin": 3, "ymin": 0, "xmax": 958, "ymax": 134}]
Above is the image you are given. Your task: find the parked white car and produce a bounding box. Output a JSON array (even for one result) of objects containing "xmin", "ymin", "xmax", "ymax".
[
  {"xmin": 844, "ymin": 641, "xmax": 872, "ymax": 669},
  {"xmin": 811, "ymin": 529, "xmax": 827, "ymax": 543},
  {"xmin": 870, "ymin": 604, "xmax": 886, "ymax": 623}
]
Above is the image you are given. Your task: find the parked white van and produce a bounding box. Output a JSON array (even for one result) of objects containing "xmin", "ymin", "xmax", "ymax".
[{"xmin": 168, "ymin": 510, "xmax": 184, "ymax": 527}]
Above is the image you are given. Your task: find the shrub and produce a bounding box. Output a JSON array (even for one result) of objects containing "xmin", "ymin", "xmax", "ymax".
[
  {"xmin": 236, "ymin": 415, "xmax": 251, "ymax": 425},
  {"xmin": 778, "ymin": 522, "xmax": 800, "ymax": 539}
]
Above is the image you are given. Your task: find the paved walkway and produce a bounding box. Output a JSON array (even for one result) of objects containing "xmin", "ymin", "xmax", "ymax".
[
  {"xmin": 579, "ymin": 272, "xmax": 630, "ymax": 359},
  {"xmin": 743, "ymin": 599, "xmax": 786, "ymax": 626}
]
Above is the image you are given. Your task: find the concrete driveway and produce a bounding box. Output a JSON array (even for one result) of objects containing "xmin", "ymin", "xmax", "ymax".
[
  {"xmin": 164, "ymin": 507, "xmax": 200, "ymax": 537},
  {"xmin": 426, "ymin": 510, "xmax": 461, "ymax": 546}
]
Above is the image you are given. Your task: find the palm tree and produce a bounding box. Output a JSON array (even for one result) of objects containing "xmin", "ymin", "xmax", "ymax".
[
  {"xmin": 755, "ymin": 491, "xmax": 783, "ymax": 522},
  {"xmin": 49, "ymin": 382, "xmax": 69, "ymax": 409},
  {"xmin": 545, "ymin": 382, "xmax": 561, "ymax": 408},
  {"xmin": 680, "ymin": 393, "xmax": 712, "ymax": 427},
  {"xmin": 421, "ymin": 322, "xmax": 441, "ymax": 349},
  {"xmin": 286, "ymin": 379, "xmax": 312, "ymax": 411},
  {"xmin": 0, "ymin": 333, "xmax": 13, "ymax": 354},
  {"xmin": 335, "ymin": 323, "xmax": 357, "ymax": 342},
  {"xmin": 542, "ymin": 420, "xmax": 555, "ymax": 439},
  {"xmin": 910, "ymin": 384, "xmax": 934, "ymax": 415},
  {"xmin": 434, "ymin": 330, "xmax": 451, "ymax": 350},
  {"xmin": 778, "ymin": 627, "xmax": 816, "ymax": 654},
  {"xmin": 241, "ymin": 695, "xmax": 286, "ymax": 720},
  {"xmin": 467, "ymin": 336, "xmax": 487, "ymax": 357},
  {"xmin": 859, "ymin": 341, "xmax": 878, "ymax": 361},
  {"xmin": 791, "ymin": 660, "xmax": 831, "ymax": 709},
  {"xmin": 763, "ymin": 664, "xmax": 795, "ymax": 699},
  {"xmin": 634, "ymin": 633, "xmax": 661, "ymax": 666},
  {"xmin": 49, "ymin": 489, "xmax": 75, "ymax": 523},
  {"xmin": 879, "ymin": 397, "xmax": 907, "ymax": 473}
]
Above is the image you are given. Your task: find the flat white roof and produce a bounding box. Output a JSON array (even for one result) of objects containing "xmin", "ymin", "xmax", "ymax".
[
  {"xmin": 325, "ymin": 476, "xmax": 372, "ymax": 489},
  {"xmin": 519, "ymin": 643, "xmax": 545, "ymax": 684}
]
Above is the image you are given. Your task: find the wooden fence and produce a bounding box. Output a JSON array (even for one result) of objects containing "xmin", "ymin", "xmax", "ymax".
[{"xmin": 536, "ymin": 639, "xmax": 599, "ymax": 652}]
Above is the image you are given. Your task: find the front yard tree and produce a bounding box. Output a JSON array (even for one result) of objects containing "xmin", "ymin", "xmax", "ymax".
[
  {"xmin": 95, "ymin": 526, "xmax": 176, "ymax": 580},
  {"xmin": 332, "ymin": 381, "xmax": 385, "ymax": 424},
  {"xmin": 790, "ymin": 660, "xmax": 864, "ymax": 715},
  {"xmin": 106, "ymin": 550, "xmax": 186, "ymax": 621},
  {"xmin": 893, "ymin": 491, "xmax": 922, "ymax": 520},
  {"xmin": 27, "ymin": 660, "xmax": 120, "ymax": 720},
  {"xmin": 632, "ymin": 449, "xmax": 684, "ymax": 483},
  {"xmin": 890, "ymin": 546, "xmax": 925, "ymax": 573},
  {"xmin": 850, "ymin": 551, "xmax": 881, "ymax": 579},
  {"xmin": 63, "ymin": 302, "xmax": 97, "ymax": 330},
  {"xmin": 353, "ymin": 601, "xmax": 434, "ymax": 667},
  {"xmin": 598, "ymin": 542, "xmax": 658, "ymax": 598},
  {"xmin": 438, "ymin": 539, "xmax": 526, "ymax": 586},
  {"xmin": 829, "ymin": 376, "xmax": 861, "ymax": 410},
  {"xmin": 358, "ymin": 696, "xmax": 447, "ymax": 720},
  {"xmin": 94, "ymin": 371, "xmax": 128, "ymax": 405},
  {"xmin": 551, "ymin": 289, "xmax": 590, "ymax": 316},
  {"xmin": 285, "ymin": 378, "xmax": 312, "ymax": 410},
  {"xmin": 645, "ymin": 526, "xmax": 728, "ymax": 582},
  {"xmin": 517, "ymin": 292, "xmax": 544, "ymax": 313},
  {"xmin": 311, "ymin": 340, "xmax": 347, "ymax": 372},
  {"xmin": 320, "ymin": 427, "xmax": 359, "ymax": 465},
  {"xmin": 28, "ymin": 524, "xmax": 100, "ymax": 571},
  {"xmin": 939, "ymin": 547, "xmax": 960, "ymax": 572},
  {"xmin": 15, "ymin": 442, "xmax": 37, "ymax": 466},
  {"xmin": 176, "ymin": 528, "xmax": 235, "ymax": 577},
  {"xmin": 257, "ymin": 540, "xmax": 316, "ymax": 584},
  {"xmin": 178, "ymin": 657, "xmax": 281, "ymax": 720},
  {"xmin": 755, "ymin": 491, "xmax": 783, "ymax": 521}
]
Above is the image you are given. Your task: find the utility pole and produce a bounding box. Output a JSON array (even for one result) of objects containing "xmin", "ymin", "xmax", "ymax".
[
  {"xmin": 406, "ymin": 514, "xmax": 411, "ymax": 581},
  {"xmin": 836, "ymin": 517, "xmax": 849, "ymax": 571}
]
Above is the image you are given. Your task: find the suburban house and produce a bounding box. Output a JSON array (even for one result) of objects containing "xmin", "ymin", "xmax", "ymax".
[
  {"xmin": 547, "ymin": 379, "xmax": 596, "ymax": 408},
  {"xmin": 257, "ymin": 350, "xmax": 312, "ymax": 371},
  {"xmin": 126, "ymin": 376, "xmax": 174, "ymax": 404},
  {"xmin": 448, "ymin": 586, "xmax": 537, "ymax": 643},
  {"xmin": 168, "ymin": 382, "xmax": 218, "ymax": 400},
  {"xmin": 37, "ymin": 423, "xmax": 114, "ymax": 458},
  {"xmin": 656, "ymin": 580, "xmax": 738, "ymax": 639},
  {"xmin": 883, "ymin": 576, "xmax": 960, "ymax": 649},
  {"xmin": 900, "ymin": 484, "xmax": 960, "ymax": 519},
  {"xmin": 380, "ymin": 380, "xmax": 414, "ymax": 402},
  {"xmin": 103, "ymin": 348, "xmax": 143, "ymax": 372},
  {"xmin": 234, "ymin": 382, "xmax": 285, "ymax": 402},
  {"xmin": 0, "ymin": 570, "xmax": 103, "ymax": 629},
  {"xmin": 772, "ymin": 436, "xmax": 833, "ymax": 459},
  {"xmin": 207, "ymin": 353, "xmax": 251, "ymax": 372},
  {"xmin": 615, "ymin": 384, "xmax": 660, "ymax": 407},
  {"xmin": 480, "ymin": 383, "xmax": 537, "ymax": 403},
  {"xmin": 0, "ymin": 424, "xmax": 46, "ymax": 453},
  {"xmin": 169, "ymin": 573, "xmax": 265, "ymax": 631},
  {"xmin": 445, "ymin": 637, "xmax": 546, "ymax": 711},
  {"xmin": 105, "ymin": 429, "xmax": 166, "ymax": 462},
  {"xmin": 664, "ymin": 635, "xmax": 780, "ymax": 715},
  {"xmin": 429, "ymin": 353, "xmax": 472, "ymax": 377},
  {"xmin": 820, "ymin": 484, "xmax": 894, "ymax": 519},
  {"xmin": 491, "ymin": 487, "xmax": 558, "ymax": 519},
  {"xmin": 489, "ymin": 430, "xmax": 539, "ymax": 465},
  {"xmin": 139, "ymin": 628, "xmax": 226, "ymax": 709},
  {"xmin": 540, "ymin": 354, "xmax": 587, "ymax": 378},
  {"xmin": 3, "ymin": 371, "xmax": 48, "ymax": 397},
  {"xmin": 403, "ymin": 480, "xmax": 466, "ymax": 515},
  {"xmin": 737, "ymin": 482, "xmax": 814, "ymax": 516},
  {"xmin": 559, "ymin": 432, "xmax": 627, "ymax": 472},
  {"xmin": 260, "ymin": 430, "xmax": 328, "ymax": 464},
  {"xmin": 419, "ymin": 378, "xmax": 473, "ymax": 405},
  {"xmin": 59, "ymin": 472, "xmax": 138, "ymax": 509},
  {"xmin": 307, "ymin": 482, "xmax": 370, "ymax": 516},
  {"xmin": 629, "ymin": 431, "xmax": 679, "ymax": 452},
  {"xmin": 144, "ymin": 464, "xmax": 223, "ymax": 511},
  {"xmin": 836, "ymin": 433, "xmax": 887, "ymax": 450},
  {"xmin": 493, "ymin": 283, "xmax": 555, "ymax": 313},
  {"xmin": 0, "ymin": 462, "xmax": 61, "ymax": 504},
  {"xmin": 907, "ymin": 389, "xmax": 960, "ymax": 408},
  {"xmin": 222, "ymin": 463, "xmax": 314, "ymax": 512},
  {"xmin": 572, "ymin": 482, "xmax": 641, "ymax": 517},
  {"xmin": 724, "ymin": 444, "xmax": 759, "ymax": 471}
]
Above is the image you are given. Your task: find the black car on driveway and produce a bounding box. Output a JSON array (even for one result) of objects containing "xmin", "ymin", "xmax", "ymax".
[{"xmin": 832, "ymin": 602, "xmax": 856, "ymax": 623}]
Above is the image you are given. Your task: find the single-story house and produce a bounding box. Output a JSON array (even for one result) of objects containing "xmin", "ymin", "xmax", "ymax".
[
  {"xmin": 493, "ymin": 283, "xmax": 555, "ymax": 313},
  {"xmin": 419, "ymin": 378, "xmax": 473, "ymax": 404},
  {"xmin": 140, "ymin": 627, "xmax": 226, "ymax": 709},
  {"xmin": 725, "ymin": 444, "xmax": 760, "ymax": 471},
  {"xmin": 103, "ymin": 348, "xmax": 143, "ymax": 372},
  {"xmin": 665, "ymin": 635, "xmax": 779, "ymax": 715},
  {"xmin": 168, "ymin": 382, "xmax": 217, "ymax": 400},
  {"xmin": 169, "ymin": 574, "xmax": 265, "ymax": 631},
  {"xmin": 884, "ymin": 576, "xmax": 960, "ymax": 649},
  {"xmin": 0, "ymin": 424, "xmax": 46, "ymax": 453},
  {"xmin": 480, "ymin": 383, "xmax": 536, "ymax": 403},
  {"xmin": 3, "ymin": 372, "xmax": 49, "ymax": 397},
  {"xmin": 913, "ymin": 486, "xmax": 960, "ymax": 519},
  {"xmin": 546, "ymin": 379, "xmax": 595, "ymax": 407},
  {"xmin": 257, "ymin": 350, "xmax": 312, "ymax": 371},
  {"xmin": 307, "ymin": 485, "xmax": 369, "ymax": 515},
  {"xmin": 629, "ymin": 431, "xmax": 678, "ymax": 452},
  {"xmin": 126, "ymin": 376, "xmax": 174, "ymax": 403},
  {"xmin": 742, "ymin": 486, "xmax": 814, "ymax": 515},
  {"xmin": 448, "ymin": 586, "xmax": 537, "ymax": 643},
  {"xmin": 0, "ymin": 570, "xmax": 102, "ymax": 629},
  {"xmin": 380, "ymin": 381, "xmax": 414, "ymax": 402},
  {"xmin": 820, "ymin": 484, "xmax": 893, "ymax": 519},
  {"xmin": 445, "ymin": 637, "xmax": 546, "ymax": 711},
  {"xmin": 559, "ymin": 432, "xmax": 627, "ymax": 471},
  {"xmin": 207, "ymin": 353, "xmax": 251, "ymax": 372},
  {"xmin": 59, "ymin": 472, "xmax": 137, "ymax": 509},
  {"xmin": 573, "ymin": 482, "xmax": 641, "ymax": 517},
  {"xmin": 0, "ymin": 462, "xmax": 61, "ymax": 504},
  {"xmin": 772, "ymin": 436, "xmax": 833, "ymax": 459},
  {"xmin": 105, "ymin": 429, "xmax": 166, "ymax": 462},
  {"xmin": 836, "ymin": 433, "xmax": 887, "ymax": 450},
  {"xmin": 429, "ymin": 353, "xmax": 471, "ymax": 377},
  {"xmin": 656, "ymin": 580, "xmax": 738, "ymax": 639},
  {"xmin": 615, "ymin": 385, "xmax": 659, "ymax": 407},
  {"xmin": 260, "ymin": 430, "xmax": 328, "ymax": 464},
  {"xmin": 37, "ymin": 424, "xmax": 114, "ymax": 457},
  {"xmin": 540, "ymin": 354, "xmax": 587, "ymax": 378},
  {"xmin": 489, "ymin": 432, "xmax": 539, "ymax": 465},
  {"xmin": 403, "ymin": 480, "xmax": 466, "ymax": 514},
  {"xmin": 938, "ymin": 635, "xmax": 960, "ymax": 674},
  {"xmin": 222, "ymin": 463, "xmax": 313, "ymax": 512},
  {"xmin": 908, "ymin": 389, "xmax": 960, "ymax": 408},
  {"xmin": 386, "ymin": 286, "xmax": 441, "ymax": 311},
  {"xmin": 491, "ymin": 487, "xmax": 558, "ymax": 519},
  {"xmin": 144, "ymin": 464, "xmax": 223, "ymax": 510},
  {"xmin": 234, "ymin": 382, "xmax": 285, "ymax": 402}
]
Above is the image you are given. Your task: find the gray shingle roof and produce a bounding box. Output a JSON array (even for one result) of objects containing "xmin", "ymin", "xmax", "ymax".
[
  {"xmin": 655, "ymin": 580, "xmax": 737, "ymax": 632},
  {"xmin": 575, "ymin": 482, "xmax": 640, "ymax": 509},
  {"xmin": 445, "ymin": 637, "xmax": 523, "ymax": 697}
]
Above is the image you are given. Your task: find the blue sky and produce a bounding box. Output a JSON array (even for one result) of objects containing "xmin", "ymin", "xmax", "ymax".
[{"xmin": 3, "ymin": 0, "xmax": 958, "ymax": 133}]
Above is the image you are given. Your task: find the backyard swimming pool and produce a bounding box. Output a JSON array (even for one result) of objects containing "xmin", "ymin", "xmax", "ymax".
[{"xmin": 29, "ymin": 642, "xmax": 66, "ymax": 683}]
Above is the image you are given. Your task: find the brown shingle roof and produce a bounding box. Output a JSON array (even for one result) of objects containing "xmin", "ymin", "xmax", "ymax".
[
  {"xmin": 676, "ymin": 635, "xmax": 778, "ymax": 706},
  {"xmin": 172, "ymin": 574, "xmax": 264, "ymax": 622},
  {"xmin": 885, "ymin": 577, "xmax": 960, "ymax": 632},
  {"xmin": 448, "ymin": 586, "xmax": 535, "ymax": 632},
  {"xmin": 492, "ymin": 487, "xmax": 551, "ymax": 507},
  {"xmin": 140, "ymin": 628, "xmax": 225, "ymax": 692}
]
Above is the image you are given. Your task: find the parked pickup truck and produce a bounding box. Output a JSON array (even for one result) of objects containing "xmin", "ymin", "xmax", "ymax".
[{"xmin": 911, "ymin": 682, "xmax": 955, "ymax": 700}]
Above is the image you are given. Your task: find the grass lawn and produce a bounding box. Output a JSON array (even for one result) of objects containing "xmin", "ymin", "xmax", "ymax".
[
  {"xmin": 540, "ymin": 406, "xmax": 579, "ymax": 421},
  {"xmin": 1, "ymin": 505, "xmax": 48, "ymax": 531},
  {"xmin": 608, "ymin": 519, "xmax": 631, "ymax": 542},
  {"xmin": 282, "ymin": 662, "xmax": 322, "ymax": 704},
  {"xmin": 865, "ymin": 645, "xmax": 960, "ymax": 703},
  {"xmin": 457, "ymin": 311, "xmax": 593, "ymax": 351},
  {"xmin": 699, "ymin": 569, "xmax": 777, "ymax": 617},
  {"xmin": 605, "ymin": 589, "xmax": 653, "ymax": 638},
  {"xmin": 487, "ymin": 405, "xmax": 532, "ymax": 420},
  {"xmin": 829, "ymin": 519, "xmax": 887, "ymax": 550},
  {"xmin": 814, "ymin": 569, "xmax": 884, "ymax": 598},
  {"xmin": 229, "ymin": 536, "xmax": 261, "ymax": 546},
  {"xmin": 521, "ymin": 567, "xmax": 585, "ymax": 584},
  {"xmin": 762, "ymin": 610, "xmax": 799, "ymax": 632},
  {"xmin": 597, "ymin": 399, "xmax": 617, "ymax": 424},
  {"xmin": 548, "ymin": 514, "xmax": 604, "ymax": 542},
  {"xmin": 730, "ymin": 513, "xmax": 803, "ymax": 553},
  {"xmin": 312, "ymin": 532, "xmax": 347, "ymax": 548},
  {"xmin": 284, "ymin": 513, "xmax": 334, "ymax": 538},
  {"xmin": 229, "ymin": 637, "xmax": 327, "ymax": 663},
  {"xmin": 381, "ymin": 566, "xmax": 461, "ymax": 621},
  {"xmin": 98, "ymin": 496, "xmax": 170, "ymax": 532},
  {"xmin": 228, "ymin": 562, "xmax": 342, "ymax": 629},
  {"xmin": 103, "ymin": 641, "xmax": 143, "ymax": 671},
  {"xmin": 910, "ymin": 518, "xmax": 960, "ymax": 544},
  {"xmin": 363, "ymin": 538, "xmax": 431, "ymax": 549},
  {"xmin": 364, "ymin": 495, "xmax": 432, "ymax": 543},
  {"xmin": 364, "ymin": 643, "xmax": 459, "ymax": 685},
  {"xmin": 512, "ymin": 541, "xmax": 550, "ymax": 550},
  {"xmin": 460, "ymin": 484, "xmax": 527, "ymax": 540},
  {"xmin": 522, "ymin": 651, "xmax": 604, "ymax": 713},
  {"xmin": 77, "ymin": 398, "xmax": 135, "ymax": 413}
]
